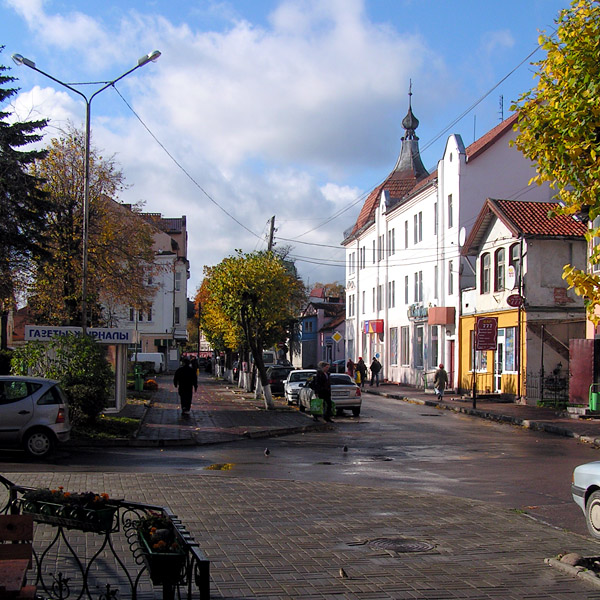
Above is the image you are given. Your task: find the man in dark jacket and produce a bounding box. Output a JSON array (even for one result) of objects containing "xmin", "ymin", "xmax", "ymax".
[
  {"xmin": 173, "ymin": 357, "xmax": 198, "ymax": 415},
  {"xmin": 313, "ymin": 361, "xmax": 333, "ymax": 423},
  {"xmin": 370, "ymin": 357, "xmax": 382, "ymax": 387}
]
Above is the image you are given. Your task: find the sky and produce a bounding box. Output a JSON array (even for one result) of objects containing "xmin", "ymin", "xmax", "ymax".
[{"xmin": 2, "ymin": 0, "xmax": 569, "ymax": 296}]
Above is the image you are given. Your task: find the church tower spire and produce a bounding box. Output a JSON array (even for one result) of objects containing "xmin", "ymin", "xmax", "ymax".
[{"xmin": 392, "ymin": 81, "xmax": 428, "ymax": 180}]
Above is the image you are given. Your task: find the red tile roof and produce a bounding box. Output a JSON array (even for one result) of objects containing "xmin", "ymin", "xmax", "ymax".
[
  {"xmin": 465, "ymin": 112, "xmax": 519, "ymax": 162},
  {"xmin": 462, "ymin": 198, "xmax": 587, "ymax": 255}
]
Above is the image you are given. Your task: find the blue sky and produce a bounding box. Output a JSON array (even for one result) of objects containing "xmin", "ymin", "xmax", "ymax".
[{"xmin": 2, "ymin": 0, "xmax": 567, "ymax": 293}]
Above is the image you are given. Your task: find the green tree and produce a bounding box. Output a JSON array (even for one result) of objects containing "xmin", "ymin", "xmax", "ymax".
[
  {"xmin": 11, "ymin": 335, "xmax": 113, "ymax": 423},
  {"xmin": 27, "ymin": 126, "xmax": 158, "ymax": 326},
  {"xmin": 0, "ymin": 46, "xmax": 50, "ymax": 348},
  {"xmin": 513, "ymin": 0, "xmax": 600, "ymax": 321},
  {"xmin": 200, "ymin": 250, "xmax": 303, "ymax": 408}
]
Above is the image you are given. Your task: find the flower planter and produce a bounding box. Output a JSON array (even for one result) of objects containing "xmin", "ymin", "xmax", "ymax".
[
  {"xmin": 138, "ymin": 531, "xmax": 186, "ymax": 585},
  {"xmin": 21, "ymin": 500, "xmax": 118, "ymax": 533}
]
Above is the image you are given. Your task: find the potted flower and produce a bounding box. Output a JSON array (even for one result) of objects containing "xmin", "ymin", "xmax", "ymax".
[
  {"xmin": 136, "ymin": 511, "xmax": 186, "ymax": 585},
  {"xmin": 20, "ymin": 487, "xmax": 118, "ymax": 532}
]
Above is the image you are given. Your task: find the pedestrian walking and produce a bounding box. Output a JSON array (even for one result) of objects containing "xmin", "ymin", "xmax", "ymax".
[
  {"xmin": 433, "ymin": 363, "xmax": 448, "ymax": 400},
  {"xmin": 346, "ymin": 358, "xmax": 355, "ymax": 378},
  {"xmin": 313, "ymin": 361, "xmax": 333, "ymax": 423},
  {"xmin": 356, "ymin": 357, "xmax": 367, "ymax": 388},
  {"xmin": 173, "ymin": 357, "xmax": 198, "ymax": 415},
  {"xmin": 370, "ymin": 357, "xmax": 382, "ymax": 386}
]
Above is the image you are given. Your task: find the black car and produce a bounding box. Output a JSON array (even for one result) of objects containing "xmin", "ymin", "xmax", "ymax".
[{"xmin": 266, "ymin": 366, "xmax": 294, "ymax": 397}]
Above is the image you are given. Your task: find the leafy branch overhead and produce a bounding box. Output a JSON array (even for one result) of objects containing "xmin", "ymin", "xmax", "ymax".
[{"xmin": 512, "ymin": 0, "xmax": 600, "ymax": 322}]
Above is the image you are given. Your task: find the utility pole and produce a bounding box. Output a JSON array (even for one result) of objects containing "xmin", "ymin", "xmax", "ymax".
[{"xmin": 267, "ymin": 216, "xmax": 276, "ymax": 251}]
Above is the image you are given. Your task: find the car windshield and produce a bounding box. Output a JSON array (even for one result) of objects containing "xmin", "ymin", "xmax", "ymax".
[
  {"xmin": 330, "ymin": 374, "xmax": 354, "ymax": 385},
  {"xmin": 289, "ymin": 372, "xmax": 314, "ymax": 382}
]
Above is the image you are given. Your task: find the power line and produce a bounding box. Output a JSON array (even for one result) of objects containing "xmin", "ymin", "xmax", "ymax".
[{"xmin": 112, "ymin": 84, "xmax": 263, "ymax": 241}]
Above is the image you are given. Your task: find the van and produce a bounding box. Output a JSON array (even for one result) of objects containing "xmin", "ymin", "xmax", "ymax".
[{"xmin": 131, "ymin": 353, "xmax": 166, "ymax": 373}]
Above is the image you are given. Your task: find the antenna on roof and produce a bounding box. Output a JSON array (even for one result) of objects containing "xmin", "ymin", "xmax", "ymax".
[{"xmin": 499, "ymin": 95, "xmax": 504, "ymax": 122}]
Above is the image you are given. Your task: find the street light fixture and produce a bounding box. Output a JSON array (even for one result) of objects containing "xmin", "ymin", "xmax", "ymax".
[{"xmin": 12, "ymin": 50, "xmax": 161, "ymax": 333}]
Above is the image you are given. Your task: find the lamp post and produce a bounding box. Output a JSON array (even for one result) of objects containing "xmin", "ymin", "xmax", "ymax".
[{"xmin": 12, "ymin": 50, "xmax": 161, "ymax": 333}]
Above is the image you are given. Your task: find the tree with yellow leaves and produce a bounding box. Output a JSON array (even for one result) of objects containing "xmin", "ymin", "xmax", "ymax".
[
  {"xmin": 199, "ymin": 250, "xmax": 304, "ymax": 409},
  {"xmin": 27, "ymin": 126, "xmax": 159, "ymax": 326},
  {"xmin": 513, "ymin": 0, "xmax": 600, "ymax": 322}
]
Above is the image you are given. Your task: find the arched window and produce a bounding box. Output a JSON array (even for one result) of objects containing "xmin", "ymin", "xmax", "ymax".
[
  {"xmin": 509, "ymin": 243, "xmax": 521, "ymax": 289},
  {"xmin": 495, "ymin": 248, "xmax": 505, "ymax": 291},
  {"xmin": 481, "ymin": 253, "xmax": 491, "ymax": 294}
]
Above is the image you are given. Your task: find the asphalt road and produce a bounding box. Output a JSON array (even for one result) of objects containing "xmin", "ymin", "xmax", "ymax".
[{"xmin": 1, "ymin": 391, "xmax": 598, "ymax": 538}]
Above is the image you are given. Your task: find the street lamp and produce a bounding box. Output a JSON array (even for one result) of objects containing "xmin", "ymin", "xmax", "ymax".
[{"xmin": 12, "ymin": 50, "xmax": 161, "ymax": 333}]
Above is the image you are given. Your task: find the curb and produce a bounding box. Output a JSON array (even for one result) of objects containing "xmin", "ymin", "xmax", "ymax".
[
  {"xmin": 545, "ymin": 557, "xmax": 600, "ymax": 588},
  {"xmin": 368, "ymin": 388, "xmax": 593, "ymax": 443}
]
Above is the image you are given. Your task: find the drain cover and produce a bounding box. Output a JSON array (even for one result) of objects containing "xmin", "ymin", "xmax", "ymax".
[{"xmin": 368, "ymin": 538, "xmax": 434, "ymax": 553}]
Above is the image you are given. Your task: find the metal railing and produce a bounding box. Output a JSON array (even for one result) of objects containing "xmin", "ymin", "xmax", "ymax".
[
  {"xmin": 0, "ymin": 474, "xmax": 209, "ymax": 600},
  {"xmin": 525, "ymin": 370, "xmax": 569, "ymax": 407}
]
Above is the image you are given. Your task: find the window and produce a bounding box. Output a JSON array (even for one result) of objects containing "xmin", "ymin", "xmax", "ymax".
[
  {"xmin": 414, "ymin": 271, "xmax": 423, "ymax": 302},
  {"xmin": 509, "ymin": 243, "xmax": 521, "ymax": 286},
  {"xmin": 390, "ymin": 327, "xmax": 398, "ymax": 365},
  {"xmin": 447, "ymin": 194, "xmax": 453, "ymax": 228},
  {"xmin": 495, "ymin": 248, "xmax": 505, "ymax": 291},
  {"xmin": 415, "ymin": 325, "xmax": 424, "ymax": 368},
  {"xmin": 413, "ymin": 212, "xmax": 422, "ymax": 244},
  {"xmin": 434, "ymin": 202, "xmax": 438, "ymax": 235},
  {"xmin": 147, "ymin": 304, "xmax": 153, "ymax": 322},
  {"xmin": 362, "ymin": 291, "xmax": 365, "ymax": 314},
  {"xmin": 174, "ymin": 306, "xmax": 180, "ymax": 325},
  {"xmin": 434, "ymin": 265, "xmax": 438, "ymax": 299},
  {"xmin": 348, "ymin": 294, "xmax": 355, "ymax": 317},
  {"xmin": 405, "ymin": 275, "xmax": 409, "ymax": 304},
  {"xmin": 401, "ymin": 326, "xmax": 410, "ymax": 365},
  {"xmin": 504, "ymin": 327, "xmax": 517, "ymax": 371},
  {"xmin": 378, "ymin": 234, "xmax": 385, "ymax": 262},
  {"xmin": 404, "ymin": 220, "xmax": 409, "ymax": 248},
  {"xmin": 377, "ymin": 285, "xmax": 383, "ymax": 310},
  {"xmin": 481, "ymin": 253, "xmax": 491, "ymax": 294},
  {"xmin": 448, "ymin": 260, "xmax": 454, "ymax": 295},
  {"xmin": 388, "ymin": 280, "xmax": 396, "ymax": 308},
  {"xmin": 372, "ymin": 287, "xmax": 376, "ymax": 311},
  {"xmin": 175, "ymin": 271, "xmax": 182, "ymax": 292},
  {"xmin": 389, "ymin": 228, "xmax": 396, "ymax": 255},
  {"xmin": 372, "ymin": 240, "xmax": 376, "ymax": 264},
  {"xmin": 359, "ymin": 246, "xmax": 366, "ymax": 269},
  {"xmin": 470, "ymin": 331, "xmax": 488, "ymax": 371},
  {"xmin": 430, "ymin": 325, "xmax": 439, "ymax": 368},
  {"xmin": 129, "ymin": 307, "xmax": 135, "ymax": 322},
  {"xmin": 304, "ymin": 321, "xmax": 313, "ymax": 333}
]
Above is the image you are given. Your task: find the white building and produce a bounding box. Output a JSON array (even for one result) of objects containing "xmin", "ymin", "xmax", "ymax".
[
  {"xmin": 342, "ymin": 97, "xmax": 553, "ymax": 390},
  {"xmin": 113, "ymin": 213, "xmax": 190, "ymax": 370}
]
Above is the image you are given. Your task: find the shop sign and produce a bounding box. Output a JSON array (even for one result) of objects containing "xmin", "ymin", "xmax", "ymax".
[
  {"xmin": 363, "ymin": 319, "xmax": 384, "ymax": 334},
  {"xmin": 475, "ymin": 317, "xmax": 498, "ymax": 351},
  {"xmin": 506, "ymin": 294, "xmax": 524, "ymax": 308},
  {"xmin": 407, "ymin": 304, "xmax": 428, "ymax": 320},
  {"xmin": 25, "ymin": 325, "xmax": 134, "ymax": 344}
]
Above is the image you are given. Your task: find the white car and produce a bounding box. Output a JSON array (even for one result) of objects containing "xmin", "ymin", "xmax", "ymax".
[
  {"xmin": 284, "ymin": 369, "xmax": 316, "ymax": 405},
  {"xmin": 572, "ymin": 461, "xmax": 600, "ymax": 538},
  {"xmin": 298, "ymin": 373, "xmax": 362, "ymax": 417},
  {"xmin": 0, "ymin": 376, "xmax": 71, "ymax": 458}
]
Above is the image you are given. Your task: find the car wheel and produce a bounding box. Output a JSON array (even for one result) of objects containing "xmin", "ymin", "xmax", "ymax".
[
  {"xmin": 352, "ymin": 407, "xmax": 361, "ymax": 417},
  {"xmin": 586, "ymin": 490, "xmax": 600, "ymax": 539},
  {"xmin": 23, "ymin": 429, "xmax": 55, "ymax": 459}
]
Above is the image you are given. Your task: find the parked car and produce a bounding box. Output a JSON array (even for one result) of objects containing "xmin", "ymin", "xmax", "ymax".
[
  {"xmin": 284, "ymin": 369, "xmax": 317, "ymax": 405},
  {"xmin": 266, "ymin": 366, "xmax": 295, "ymax": 397},
  {"xmin": 0, "ymin": 376, "xmax": 71, "ymax": 458},
  {"xmin": 572, "ymin": 461, "xmax": 600, "ymax": 539},
  {"xmin": 298, "ymin": 373, "xmax": 362, "ymax": 416},
  {"xmin": 331, "ymin": 359, "xmax": 346, "ymax": 373}
]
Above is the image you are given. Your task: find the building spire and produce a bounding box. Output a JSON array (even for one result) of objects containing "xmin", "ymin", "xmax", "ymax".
[{"xmin": 392, "ymin": 82, "xmax": 428, "ymax": 179}]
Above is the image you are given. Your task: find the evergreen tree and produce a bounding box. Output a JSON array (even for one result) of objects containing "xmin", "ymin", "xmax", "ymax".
[{"xmin": 0, "ymin": 46, "xmax": 50, "ymax": 348}]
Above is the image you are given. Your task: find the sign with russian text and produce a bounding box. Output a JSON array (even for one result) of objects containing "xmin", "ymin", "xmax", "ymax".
[
  {"xmin": 475, "ymin": 317, "xmax": 498, "ymax": 351},
  {"xmin": 25, "ymin": 326, "xmax": 134, "ymax": 344}
]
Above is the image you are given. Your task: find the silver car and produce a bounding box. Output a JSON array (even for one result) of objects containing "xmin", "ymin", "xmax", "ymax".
[
  {"xmin": 572, "ymin": 460, "xmax": 600, "ymax": 539},
  {"xmin": 298, "ymin": 373, "xmax": 362, "ymax": 417},
  {"xmin": 284, "ymin": 369, "xmax": 316, "ymax": 405},
  {"xmin": 0, "ymin": 376, "xmax": 71, "ymax": 458}
]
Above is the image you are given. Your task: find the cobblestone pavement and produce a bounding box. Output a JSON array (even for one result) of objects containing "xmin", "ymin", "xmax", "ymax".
[
  {"xmin": 28, "ymin": 375, "xmax": 600, "ymax": 597},
  {"xmin": 5, "ymin": 471, "xmax": 600, "ymax": 599}
]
